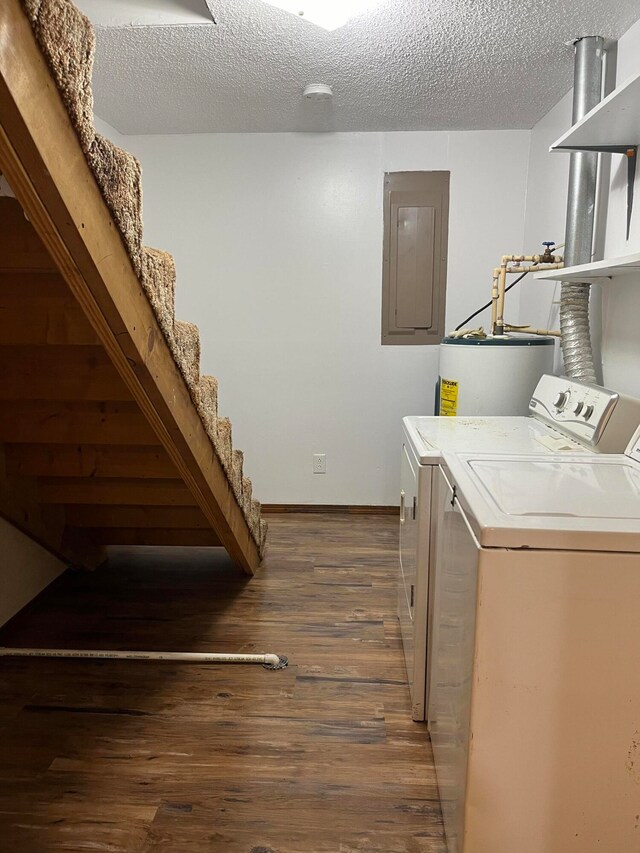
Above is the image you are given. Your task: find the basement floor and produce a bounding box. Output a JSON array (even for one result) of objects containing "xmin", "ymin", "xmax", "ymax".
[{"xmin": 0, "ymin": 513, "xmax": 446, "ymax": 852}]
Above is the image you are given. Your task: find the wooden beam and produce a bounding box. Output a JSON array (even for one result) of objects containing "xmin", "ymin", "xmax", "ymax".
[
  {"xmin": 38, "ymin": 477, "xmax": 195, "ymax": 506},
  {"xmin": 81, "ymin": 527, "xmax": 222, "ymax": 547},
  {"xmin": 0, "ymin": 271, "xmax": 99, "ymax": 345},
  {"xmin": 0, "ymin": 345, "xmax": 133, "ymax": 401},
  {"xmin": 0, "ymin": 401, "xmax": 158, "ymax": 445},
  {"xmin": 4, "ymin": 444, "xmax": 177, "ymax": 479},
  {"xmin": 64, "ymin": 504, "xmax": 212, "ymax": 529},
  {"xmin": 0, "ymin": 0, "xmax": 259, "ymax": 573}
]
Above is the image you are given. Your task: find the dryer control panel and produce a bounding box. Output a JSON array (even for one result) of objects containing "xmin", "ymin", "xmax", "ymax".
[{"xmin": 529, "ymin": 374, "xmax": 640, "ymax": 452}]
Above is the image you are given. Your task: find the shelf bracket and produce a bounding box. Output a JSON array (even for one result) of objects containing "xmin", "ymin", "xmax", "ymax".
[{"xmin": 553, "ymin": 144, "xmax": 637, "ymax": 241}]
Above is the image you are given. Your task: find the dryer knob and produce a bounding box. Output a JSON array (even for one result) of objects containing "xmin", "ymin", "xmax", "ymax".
[{"xmin": 554, "ymin": 391, "xmax": 569, "ymax": 410}]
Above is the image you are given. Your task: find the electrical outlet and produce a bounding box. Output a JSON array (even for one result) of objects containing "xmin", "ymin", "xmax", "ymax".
[{"xmin": 313, "ymin": 453, "xmax": 326, "ymax": 474}]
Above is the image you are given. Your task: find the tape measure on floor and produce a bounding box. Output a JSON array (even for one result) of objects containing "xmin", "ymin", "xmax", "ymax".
[{"xmin": 439, "ymin": 377, "xmax": 458, "ymax": 416}]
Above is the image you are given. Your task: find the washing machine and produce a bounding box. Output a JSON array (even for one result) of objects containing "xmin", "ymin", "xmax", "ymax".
[
  {"xmin": 399, "ymin": 374, "xmax": 640, "ymax": 720},
  {"xmin": 427, "ymin": 430, "xmax": 640, "ymax": 853}
]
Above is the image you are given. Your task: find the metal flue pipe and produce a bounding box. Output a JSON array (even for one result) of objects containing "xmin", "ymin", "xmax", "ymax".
[{"xmin": 560, "ymin": 36, "xmax": 604, "ymax": 383}]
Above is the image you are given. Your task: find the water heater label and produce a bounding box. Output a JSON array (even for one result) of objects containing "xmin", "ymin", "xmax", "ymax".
[{"xmin": 440, "ymin": 378, "xmax": 458, "ymax": 416}]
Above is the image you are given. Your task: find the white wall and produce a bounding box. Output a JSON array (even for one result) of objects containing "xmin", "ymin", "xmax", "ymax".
[
  {"xmin": 116, "ymin": 127, "xmax": 529, "ymax": 504},
  {"xmin": 522, "ymin": 18, "xmax": 640, "ymax": 397}
]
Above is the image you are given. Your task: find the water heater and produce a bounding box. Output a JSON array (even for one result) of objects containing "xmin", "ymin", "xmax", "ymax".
[{"xmin": 438, "ymin": 336, "xmax": 555, "ymax": 416}]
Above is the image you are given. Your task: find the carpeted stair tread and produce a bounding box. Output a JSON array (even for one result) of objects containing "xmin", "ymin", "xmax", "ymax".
[
  {"xmin": 88, "ymin": 134, "xmax": 143, "ymax": 269},
  {"xmin": 248, "ymin": 498, "xmax": 262, "ymax": 541},
  {"xmin": 259, "ymin": 518, "xmax": 268, "ymax": 552},
  {"xmin": 170, "ymin": 320, "xmax": 200, "ymax": 394},
  {"xmin": 20, "ymin": 0, "xmax": 95, "ymax": 154},
  {"xmin": 242, "ymin": 476, "xmax": 253, "ymax": 520},
  {"xmin": 140, "ymin": 247, "xmax": 176, "ymax": 342},
  {"xmin": 214, "ymin": 416, "xmax": 233, "ymax": 474},
  {"xmin": 196, "ymin": 375, "xmax": 218, "ymax": 439},
  {"xmin": 196, "ymin": 390, "xmax": 261, "ymax": 546},
  {"xmin": 231, "ymin": 448, "xmax": 244, "ymax": 503}
]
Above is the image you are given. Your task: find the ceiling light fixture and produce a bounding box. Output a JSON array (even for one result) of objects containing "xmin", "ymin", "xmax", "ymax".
[{"xmin": 262, "ymin": 0, "xmax": 384, "ymax": 31}]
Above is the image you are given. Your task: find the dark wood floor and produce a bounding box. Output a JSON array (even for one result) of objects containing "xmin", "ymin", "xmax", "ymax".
[{"xmin": 0, "ymin": 513, "xmax": 446, "ymax": 852}]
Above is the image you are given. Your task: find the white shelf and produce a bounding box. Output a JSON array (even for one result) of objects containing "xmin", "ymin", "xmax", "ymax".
[
  {"xmin": 534, "ymin": 254, "xmax": 640, "ymax": 282},
  {"xmin": 550, "ymin": 71, "xmax": 640, "ymax": 151}
]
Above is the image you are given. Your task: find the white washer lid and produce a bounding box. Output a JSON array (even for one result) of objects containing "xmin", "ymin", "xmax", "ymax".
[
  {"xmin": 403, "ymin": 416, "xmax": 586, "ymax": 463},
  {"xmin": 443, "ymin": 452, "xmax": 640, "ymax": 552}
]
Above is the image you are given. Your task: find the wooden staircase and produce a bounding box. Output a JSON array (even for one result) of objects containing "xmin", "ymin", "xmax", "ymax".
[{"xmin": 0, "ymin": 0, "xmax": 265, "ymax": 575}]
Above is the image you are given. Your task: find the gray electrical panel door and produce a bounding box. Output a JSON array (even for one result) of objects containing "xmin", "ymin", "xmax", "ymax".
[{"xmin": 382, "ymin": 171, "xmax": 449, "ymax": 345}]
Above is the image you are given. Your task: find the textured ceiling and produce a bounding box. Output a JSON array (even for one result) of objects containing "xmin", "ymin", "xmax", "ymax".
[{"xmin": 87, "ymin": 0, "xmax": 640, "ymax": 134}]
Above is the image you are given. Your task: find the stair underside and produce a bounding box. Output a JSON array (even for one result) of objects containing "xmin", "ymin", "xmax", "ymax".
[
  {"xmin": 0, "ymin": 0, "xmax": 265, "ymax": 574},
  {"xmin": 0, "ymin": 196, "xmax": 237, "ymax": 566}
]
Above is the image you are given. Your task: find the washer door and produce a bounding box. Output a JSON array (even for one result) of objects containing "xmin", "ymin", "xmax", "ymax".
[{"xmin": 429, "ymin": 467, "xmax": 480, "ymax": 853}]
